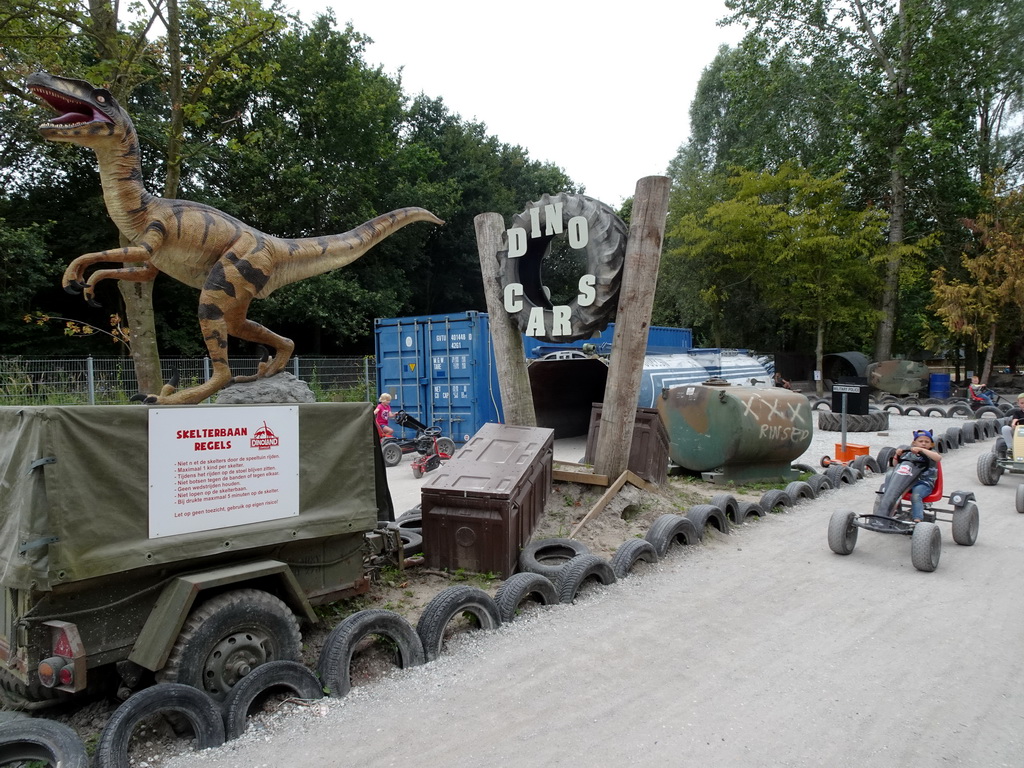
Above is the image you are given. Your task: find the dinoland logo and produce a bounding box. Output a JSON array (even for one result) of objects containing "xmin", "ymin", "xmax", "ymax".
[{"xmin": 251, "ymin": 421, "xmax": 280, "ymax": 450}]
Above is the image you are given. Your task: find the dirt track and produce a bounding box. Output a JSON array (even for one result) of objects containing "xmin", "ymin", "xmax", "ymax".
[{"xmin": 167, "ymin": 433, "xmax": 1024, "ymax": 768}]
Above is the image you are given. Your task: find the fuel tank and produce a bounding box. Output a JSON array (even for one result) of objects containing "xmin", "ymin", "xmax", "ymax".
[{"xmin": 656, "ymin": 384, "xmax": 813, "ymax": 482}]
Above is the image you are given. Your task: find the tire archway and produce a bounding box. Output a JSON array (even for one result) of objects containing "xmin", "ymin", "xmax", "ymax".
[{"xmin": 501, "ymin": 193, "xmax": 628, "ymax": 342}]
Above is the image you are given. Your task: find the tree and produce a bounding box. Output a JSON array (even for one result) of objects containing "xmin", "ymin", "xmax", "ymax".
[
  {"xmin": 663, "ymin": 163, "xmax": 889, "ymax": 392},
  {"xmin": 931, "ymin": 176, "xmax": 1024, "ymax": 381},
  {"xmin": 722, "ymin": 0, "xmax": 1024, "ymax": 362}
]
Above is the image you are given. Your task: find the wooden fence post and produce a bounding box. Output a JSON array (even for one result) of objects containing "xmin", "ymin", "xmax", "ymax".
[
  {"xmin": 474, "ymin": 212, "xmax": 537, "ymax": 426},
  {"xmin": 593, "ymin": 176, "xmax": 670, "ymax": 479}
]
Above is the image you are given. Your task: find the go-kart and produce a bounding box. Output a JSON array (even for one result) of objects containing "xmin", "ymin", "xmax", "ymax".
[
  {"xmin": 827, "ymin": 449, "xmax": 979, "ymax": 572},
  {"xmin": 378, "ymin": 410, "xmax": 456, "ymax": 475},
  {"xmin": 976, "ymin": 422, "xmax": 1024, "ymax": 512},
  {"xmin": 969, "ymin": 385, "xmax": 1004, "ymax": 418}
]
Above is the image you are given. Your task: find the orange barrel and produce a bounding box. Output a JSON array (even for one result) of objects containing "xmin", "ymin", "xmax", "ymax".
[{"xmin": 656, "ymin": 384, "xmax": 813, "ymax": 481}]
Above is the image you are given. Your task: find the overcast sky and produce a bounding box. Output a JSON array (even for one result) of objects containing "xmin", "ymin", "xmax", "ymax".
[{"xmin": 283, "ymin": 0, "xmax": 747, "ymax": 208}]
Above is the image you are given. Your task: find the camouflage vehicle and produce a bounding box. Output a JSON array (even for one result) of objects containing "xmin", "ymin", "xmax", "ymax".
[{"xmin": 0, "ymin": 402, "xmax": 395, "ymax": 709}]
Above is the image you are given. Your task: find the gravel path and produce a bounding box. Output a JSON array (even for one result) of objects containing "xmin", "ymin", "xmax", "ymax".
[{"xmin": 159, "ymin": 410, "xmax": 1024, "ymax": 768}]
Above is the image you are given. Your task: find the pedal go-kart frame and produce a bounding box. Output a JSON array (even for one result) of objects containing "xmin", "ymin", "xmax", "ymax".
[
  {"xmin": 378, "ymin": 410, "xmax": 456, "ymax": 469},
  {"xmin": 828, "ymin": 449, "xmax": 979, "ymax": 572},
  {"xmin": 975, "ymin": 423, "xmax": 1024, "ymax": 513}
]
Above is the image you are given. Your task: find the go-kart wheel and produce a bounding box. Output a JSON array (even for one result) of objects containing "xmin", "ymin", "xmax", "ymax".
[
  {"xmin": 381, "ymin": 441, "xmax": 403, "ymax": 467},
  {"xmin": 952, "ymin": 502, "xmax": 979, "ymax": 546},
  {"xmin": 827, "ymin": 509, "xmax": 858, "ymax": 555},
  {"xmin": 412, "ymin": 463, "xmax": 424, "ymax": 479},
  {"xmin": 435, "ymin": 437, "xmax": 456, "ymax": 458},
  {"xmin": 976, "ymin": 451, "xmax": 1002, "ymax": 486},
  {"xmin": 1016, "ymin": 484, "xmax": 1024, "ymax": 514},
  {"xmin": 911, "ymin": 522, "xmax": 941, "ymax": 572}
]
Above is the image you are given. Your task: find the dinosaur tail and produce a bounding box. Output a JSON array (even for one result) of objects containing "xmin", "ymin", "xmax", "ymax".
[{"xmin": 259, "ymin": 207, "xmax": 444, "ymax": 296}]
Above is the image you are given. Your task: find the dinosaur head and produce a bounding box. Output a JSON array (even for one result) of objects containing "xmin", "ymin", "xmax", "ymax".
[{"xmin": 26, "ymin": 72, "xmax": 131, "ymax": 147}]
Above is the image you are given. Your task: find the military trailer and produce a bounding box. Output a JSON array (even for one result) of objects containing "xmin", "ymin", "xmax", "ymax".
[{"xmin": 0, "ymin": 402, "xmax": 395, "ymax": 709}]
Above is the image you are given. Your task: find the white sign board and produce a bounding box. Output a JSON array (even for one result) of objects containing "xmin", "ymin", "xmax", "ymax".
[
  {"xmin": 148, "ymin": 406, "xmax": 299, "ymax": 538},
  {"xmin": 833, "ymin": 384, "xmax": 861, "ymax": 394}
]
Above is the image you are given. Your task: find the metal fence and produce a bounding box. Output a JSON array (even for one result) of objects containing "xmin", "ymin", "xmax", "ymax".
[{"xmin": 0, "ymin": 356, "xmax": 375, "ymax": 405}]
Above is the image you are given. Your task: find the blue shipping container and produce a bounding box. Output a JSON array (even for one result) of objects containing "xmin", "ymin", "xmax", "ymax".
[
  {"xmin": 375, "ymin": 312, "xmax": 503, "ymax": 444},
  {"xmin": 522, "ymin": 324, "xmax": 693, "ymax": 359}
]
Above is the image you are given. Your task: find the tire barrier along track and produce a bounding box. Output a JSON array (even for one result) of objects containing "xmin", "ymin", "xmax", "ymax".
[
  {"xmin": 494, "ymin": 572, "xmax": 559, "ymax": 622},
  {"xmin": 518, "ymin": 538, "xmax": 592, "ymax": 579},
  {"xmin": 317, "ymin": 609, "xmax": 425, "ymax": 698},
  {"xmin": 0, "ymin": 718, "xmax": 90, "ymax": 768},
  {"xmin": 416, "ymin": 586, "xmax": 502, "ymax": 662},
  {"xmin": 554, "ymin": 554, "xmax": 617, "ymax": 604},
  {"xmin": 96, "ymin": 683, "xmax": 225, "ymax": 768},
  {"xmin": 222, "ymin": 660, "xmax": 323, "ymax": 740}
]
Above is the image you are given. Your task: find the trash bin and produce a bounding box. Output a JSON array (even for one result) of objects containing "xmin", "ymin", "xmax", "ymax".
[
  {"xmin": 929, "ymin": 373, "xmax": 951, "ymax": 400},
  {"xmin": 420, "ymin": 423, "xmax": 554, "ymax": 576}
]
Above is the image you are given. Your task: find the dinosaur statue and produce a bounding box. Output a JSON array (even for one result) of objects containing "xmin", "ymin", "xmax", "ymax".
[{"xmin": 26, "ymin": 72, "xmax": 443, "ymax": 405}]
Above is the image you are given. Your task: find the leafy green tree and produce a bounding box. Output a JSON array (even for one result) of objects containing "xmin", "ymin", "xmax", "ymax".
[
  {"xmin": 663, "ymin": 164, "xmax": 890, "ymax": 391},
  {"xmin": 931, "ymin": 176, "xmax": 1024, "ymax": 381},
  {"xmin": 721, "ymin": 0, "xmax": 1023, "ymax": 362}
]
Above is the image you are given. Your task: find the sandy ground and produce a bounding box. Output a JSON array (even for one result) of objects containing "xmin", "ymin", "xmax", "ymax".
[{"xmin": 159, "ymin": 412, "xmax": 1024, "ymax": 768}]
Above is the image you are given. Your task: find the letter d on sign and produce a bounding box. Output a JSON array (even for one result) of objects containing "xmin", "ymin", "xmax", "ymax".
[{"xmin": 507, "ymin": 226, "xmax": 527, "ymax": 258}]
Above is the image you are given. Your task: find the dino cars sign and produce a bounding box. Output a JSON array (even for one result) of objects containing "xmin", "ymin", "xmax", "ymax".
[
  {"xmin": 499, "ymin": 192, "xmax": 628, "ymax": 343},
  {"xmin": 148, "ymin": 406, "xmax": 299, "ymax": 537}
]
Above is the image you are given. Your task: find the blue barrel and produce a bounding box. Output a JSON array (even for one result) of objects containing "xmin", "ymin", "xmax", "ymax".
[{"xmin": 929, "ymin": 373, "xmax": 951, "ymax": 399}]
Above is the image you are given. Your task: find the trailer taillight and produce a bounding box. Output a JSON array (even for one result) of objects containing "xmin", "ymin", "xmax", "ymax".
[
  {"xmin": 37, "ymin": 656, "xmax": 66, "ymax": 688},
  {"xmin": 39, "ymin": 620, "xmax": 86, "ymax": 692}
]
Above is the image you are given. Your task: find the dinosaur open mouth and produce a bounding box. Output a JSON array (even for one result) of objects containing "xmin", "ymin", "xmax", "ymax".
[{"xmin": 29, "ymin": 86, "xmax": 112, "ymax": 127}]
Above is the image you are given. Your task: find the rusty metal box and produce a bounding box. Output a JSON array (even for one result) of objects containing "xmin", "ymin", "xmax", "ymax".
[
  {"xmin": 420, "ymin": 423, "xmax": 554, "ymax": 576},
  {"xmin": 583, "ymin": 404, "xmax": 670, "ymax": 485}
]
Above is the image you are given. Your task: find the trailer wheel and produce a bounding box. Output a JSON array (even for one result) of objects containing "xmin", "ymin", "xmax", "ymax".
[
  {"xmin": 222, "ymin": 660, "xmax": 323, "ymax": 740},
  {"xmin": 609, "ymin": 539, "xmax": 659, "ymax": 579},
  {"xmin": 911, "ymin": 522, "xmax": 942, "ymax": 572},
  {"xmin": 644, "ymin": 514, "xmax": 700, "ymax": 557},
  {"xmin": 519, "ymin": 538, "xmax": 591, "ymax": 578},
  {"xmin": 0, "ymin": 718, "xmax": 89, "ymax": 768},
  {"xmin": 494, "ymin": 572, "xmax": 558, "ymax": 622},
  {"xmin": 97, "ymin": 683, "xmax": 224, "ymax": 768},
  {"xmin": 381, "ymin": 441, "xmax": 403, "ymax": 467},
  {"xmin": 976, "ymin": 452, "xmax": 1002, "ymax": 486},
  {"xmin": 317, "ymin": 609, "xmax": 425, "ymax": 698},
  {"xmin": 554, "ymin": 554, "xmax": 617, "ymax": 604},
  {"xmin": 157, "ymin": 589, "xmax": 301, "ymax": 702},
  {"xmin": 827, "ymin": 509, "xmax": 858, "ymax": 555},
  {"xmin": 952, "ymin": 502, "xmax": 980, "ymax": 546},
  {"xmin": 416, "ymin": 586, "xmax": 501, "ymax": 662}
]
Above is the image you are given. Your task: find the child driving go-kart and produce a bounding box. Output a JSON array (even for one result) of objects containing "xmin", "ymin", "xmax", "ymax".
[
  {"xmin": 828, "ymin": 428, "xmax": 979, "ymax": 572},
  {"xmin": 887, "ymin": 430, "xmax": 941, "ymax": 523}
]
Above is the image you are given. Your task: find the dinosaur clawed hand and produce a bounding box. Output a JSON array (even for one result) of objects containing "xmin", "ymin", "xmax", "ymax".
[
  {"xmin": 129, "ymin": 372, "xmax": 180, "ymax": 404},
  {"xmin": 64, "ymin": 280, "xmax": 87, "ymax": 294}
]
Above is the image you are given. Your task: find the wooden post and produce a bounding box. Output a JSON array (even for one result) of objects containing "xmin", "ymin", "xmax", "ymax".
[
  {"xmin": 593, "ymin": 176, "xmax": 670, "ymax": 479},
  {"xmin": 474, "ymin": 213, "xmax": 537, "ymax": 426}
]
